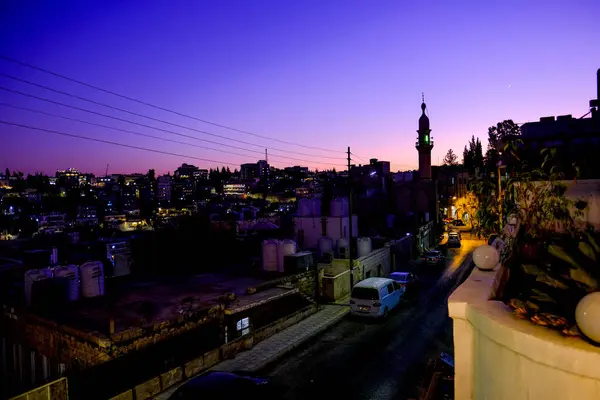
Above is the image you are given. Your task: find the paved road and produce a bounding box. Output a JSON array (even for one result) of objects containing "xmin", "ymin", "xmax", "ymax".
[{"xmin": 259, "ymin": 238, "xmax": 483, "ymax": 400}]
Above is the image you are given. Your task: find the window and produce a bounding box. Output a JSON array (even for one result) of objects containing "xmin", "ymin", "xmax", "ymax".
[
  {"xmin": 351, "ymin": 287, "xmax": 379, "ymax": 300},
  {"xmin": 393, "ymin": 282, "xmax": 401, "ymax": 291},
  {"xmin": 387, "ymin": 283, "xmax": 394, "ymax": 294},
  {"xmin": 425, "ymin": 135, "xmax": 429, "ymax": 143},
  {"xmin": 236, "ymin": 317, "xmax": 250, "ymax": 336}
]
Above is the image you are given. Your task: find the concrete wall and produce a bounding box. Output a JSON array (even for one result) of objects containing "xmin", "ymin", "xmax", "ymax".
[
  {"xmin": 449, "ymin": 268, "xmax": 600, "ymax": 400},
  {"xmin": 321, "ymin": 247, "xmax": 391, "ymax": 301}
]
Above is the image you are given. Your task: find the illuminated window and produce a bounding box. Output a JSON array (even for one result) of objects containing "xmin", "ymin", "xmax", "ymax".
[
  {"xmin": 424, "ymin": 135, "xmax": 429, "ymax": 143},
  {"xmin": 236, "ymin": 317, "xmax": 250, "ymax": 336}
]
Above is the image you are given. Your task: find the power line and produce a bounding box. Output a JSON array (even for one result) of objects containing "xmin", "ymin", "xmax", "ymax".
[
  {"xmin": 0, "ymin": 86, "xmax": 344, "ymax": 167},
  {"xmin": 0, "ymin": 54, "xmax": 344, "ymax": 154},
  {"xmin": 0, "ymin": 72, "xmax": 345, "ymax": 161},
  {"xmin": 350, "ymin": 152, "xmax": 369, "ymax": 163},
  {"xmin": 0, "ymin": 102, "xmax": 341, "ymax": 167},
  {"xmin": 0, "ymin": 120, "xmax": 240, "ymax": 167}
]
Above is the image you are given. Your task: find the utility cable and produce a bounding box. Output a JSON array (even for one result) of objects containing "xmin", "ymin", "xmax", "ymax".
[
  {"xmin": 0, "ymin": 102, "xmax": 341, "ymax": 168},
  {"xmin": 0, "ymin": 55, "xmax": 345, "ymax": 154},
  {"xmin": 0, "ymin": 120, "xmax": 240, "ymax": 167},
  {"xmin": 0, "ymin": 86, "xmax": 344, "ymax": 167},
  {"xmin": 0, "ymin": 72, "xmax": 345, "ymax": 160}
]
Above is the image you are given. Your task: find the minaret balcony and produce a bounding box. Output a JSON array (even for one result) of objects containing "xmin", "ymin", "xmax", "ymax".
[{"xmin": 415, "ymin": 140, "xmax": 434, "ymax": 148}]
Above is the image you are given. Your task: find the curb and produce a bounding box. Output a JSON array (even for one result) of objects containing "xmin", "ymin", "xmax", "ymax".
[
  {"xmin": 153, "ymin": 306, "xmax": 349, "ymax": 400},
  {"xmin": 247, "ymin": 306, "xmax": 350, "ymax": 373}
]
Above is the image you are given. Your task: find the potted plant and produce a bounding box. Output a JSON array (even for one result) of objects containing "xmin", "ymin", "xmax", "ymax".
[{"xmin": 493, "ymin": 148, "xmax": 598, "ymax": 337}]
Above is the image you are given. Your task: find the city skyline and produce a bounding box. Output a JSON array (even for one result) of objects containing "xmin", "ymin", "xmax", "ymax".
[{"xmin": 1, "ymin": 0, "xmax": 599, "ymax": 176}]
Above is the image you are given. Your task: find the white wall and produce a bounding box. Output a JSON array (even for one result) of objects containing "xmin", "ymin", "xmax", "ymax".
[
  {"xmin": 294, "ymin": 216, "xmax": 358, "ymax": 249},
  {"xmin": 449, "ymin": 268, "xmax": 600, "ymax": 400}
]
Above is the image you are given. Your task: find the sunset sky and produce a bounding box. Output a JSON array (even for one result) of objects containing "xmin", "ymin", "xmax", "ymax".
[{"xmin": 1, "ymin": 0, "xmax": 598, "ymax": 176}]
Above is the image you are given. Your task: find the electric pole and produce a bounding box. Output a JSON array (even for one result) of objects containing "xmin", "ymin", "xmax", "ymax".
[{"xmin": 347, "ymin": 147, "xmax": 354, "ymax": 291}]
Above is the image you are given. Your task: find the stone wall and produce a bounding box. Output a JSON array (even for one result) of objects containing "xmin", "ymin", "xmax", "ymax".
[
  {"xmin": 15, "ymin": 305, "xmax": 222, "ymax": 372},
  {"xmin": 109, "ymin": 303, "xmax": 318, "ymax": 400},
  {"xmin": 248, "ymin": 270, "xmax": 319, "ymax": 299},
  {"xmin": 9, "ymin": 377, "xmax": 68, "ymax": 400}
]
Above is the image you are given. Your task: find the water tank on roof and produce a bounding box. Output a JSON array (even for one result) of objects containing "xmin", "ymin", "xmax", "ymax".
[
  {"xmin": 277, "ymin": 240, "xmax": 297, "ymax": 272},
  {"xmin": 357, "ymin": 237, "xmax": 372, "ymax": 258},
  {"xmin": 53, "ymin": 265, "xmax": 80, "ymax": 302},
  {"xmin": 311, "ymin": 198, "xmax": 322, "ymax": 217},
  {"xmin": 262, "ymin": 240, "xmax": 279, "ymax": 272},
  {"xmin": 80, "ymin": 261, "xmax": 105, "ymax": 298},
  {"xmin": 337, "ymin": 237, "xmax": 349, "ymax": 259},
  {"xmin": 24, "ymin": 269, "xmax": 53, "ymax": 307},
  {"xmin": 318, "ymin": 236, "xmax": 334, "ymax": 258},
  {"xmin": 330, "ymin": 197, "xmax": 349, "ymax": 217},
  {"xmin": 298, "ymin": 198, "xmax": 312, "ymax": 217}
]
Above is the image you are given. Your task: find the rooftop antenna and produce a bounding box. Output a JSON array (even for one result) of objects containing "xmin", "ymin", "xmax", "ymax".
[
  {"xmin": 105, "ymin": 163, "xmax": 109, "ymax": 177},
  {"xmin": 422, "ymin": 92, "xmax": 425, "ymax": 103},
  {"xmin": 265, "ymin": 148, "xmax": 268, "ymax": 164}
]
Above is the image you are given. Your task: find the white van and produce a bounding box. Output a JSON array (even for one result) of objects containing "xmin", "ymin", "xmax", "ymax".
[{"xmin": 350, "ymin": 277, "xmax": 404, "ymax": 318}]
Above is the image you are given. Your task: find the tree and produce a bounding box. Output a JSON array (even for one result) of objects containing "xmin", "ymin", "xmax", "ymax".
[
  {"xmin": 443, "ymin": 149, "xmax": 459, "ymax": 166},
  {"xmin": 485, "ymin": 120, "xmax": 522, "ymax": 175},
  {"xmin": 487, "ymin": 120, "xmax": 520, "ymax": 151},
  {"xmin": 463, "ymin": 136, "xmax": 484, "ymax": 175},
  {"xmin": 147, "ymin": 169, "xmax": 156, "ymax": 182}
]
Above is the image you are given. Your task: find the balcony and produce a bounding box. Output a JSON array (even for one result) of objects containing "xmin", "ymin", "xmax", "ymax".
[
  {"xmin": 415, "ymin": 140, "xmax": 434, "ymax": 148},
  {"xmin": 449, "ymin": 267, "xmax": 600, "ymax": 399}
]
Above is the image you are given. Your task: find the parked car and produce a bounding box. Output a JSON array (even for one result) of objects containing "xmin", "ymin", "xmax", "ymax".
[
  {"xmin": 453, "ymin": 219, "xmax": 465, "ymax": 226},
  {"xmin": 422, "ymin": 250, "xmax": 445, "ymax": 266},
  {"xmin": 447, "ymin": 232, "xmax": 461, "ymax": 248},
  {"xmin": 389, "ymin": 272, "xmax": 419, "ymax": 294},
  {"xmin": 350, "ymin": 277, "xmax": 404, "ymax": 318},
  {"xmin": 449, "ymin": 230, "xmax": 462, "ymax": 240},
  {"xmin": 168, "ymin": 371, "xmax": 283, "ymax": 399}
]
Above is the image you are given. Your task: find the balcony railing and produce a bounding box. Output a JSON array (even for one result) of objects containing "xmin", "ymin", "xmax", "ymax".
[{"xmin": 415, "ymin": 140, "xmax": 434, "ymax": 147}]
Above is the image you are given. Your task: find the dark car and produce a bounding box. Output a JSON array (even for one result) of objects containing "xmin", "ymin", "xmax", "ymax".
[
  {"xmin": 168, "ymin": 372, "xmax": 282, "ymax": 399},
  {"xmin": 389, "ymin": 272, "xmax": 419, "ymax": 294},
  {"xmin": 422, "ymin": 250, "xmax": 445, "ymax": 266},
  {"xmin": 449, "ymin": 230, "xmax": 462, "ymax": 240},
  {"xmin": 447, "ymin": 232, "xmax": 461, "ymax": 248}
]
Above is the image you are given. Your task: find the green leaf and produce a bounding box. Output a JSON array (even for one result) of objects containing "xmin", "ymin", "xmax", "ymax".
[
  {"xmin": 537, "ymin": 274, "xmax": 570, "ymax": 290},
  {"xmin": 548, "ymin": 244, "xmax": 583, "ymax": 269},
  {"xmin": 570, "ymin": 268, "xmax": 598, "ymax": 289},
  {"xmin": 585, "ymin": 233, "xmax": 600, "ymax": 254},
  {"xmin": 522, "ymin": 264, "xmax": 545, "ymax": 276},
  {"xmin": 579, "ymin": 242, "xmax": 597, "ymax": 262},
  {"xmin": 531, "ymin": 289, "xmax": 557, "ymax": 304}
]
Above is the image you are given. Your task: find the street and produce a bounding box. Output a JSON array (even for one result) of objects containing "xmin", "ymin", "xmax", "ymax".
[{"xmin": 258, "ymin": 237, "xmax": 482, "ymax": 400}]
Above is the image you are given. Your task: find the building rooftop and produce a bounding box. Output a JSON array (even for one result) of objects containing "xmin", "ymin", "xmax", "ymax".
[{"xmin": 36, "ymin": 272, "xmax": 285, "ymax": 338}]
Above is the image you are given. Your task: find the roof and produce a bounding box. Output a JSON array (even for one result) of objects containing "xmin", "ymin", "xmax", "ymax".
[
  {"xmin": 37, "ymin": 273, "xmax": 272, "ymax": 337},
  {"xmin": 354, "ymin": 277, "xmax": 392, "ymax": 288}
]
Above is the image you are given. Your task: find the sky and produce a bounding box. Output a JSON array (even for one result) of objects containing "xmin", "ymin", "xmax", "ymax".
[{"xmin": 0, "ymin": 0, "xmax": 599, "ymax": 176}]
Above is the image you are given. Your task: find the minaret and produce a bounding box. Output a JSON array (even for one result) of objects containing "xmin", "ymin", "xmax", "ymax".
[{"xmin": 415, "ymin": 94, "xmax": 434, "ymax": 180}]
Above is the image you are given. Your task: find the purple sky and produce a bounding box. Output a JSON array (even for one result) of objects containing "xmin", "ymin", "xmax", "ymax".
[{"xmin": 1, "ymin": 1, "xmax": 598, "ymax": 176}]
